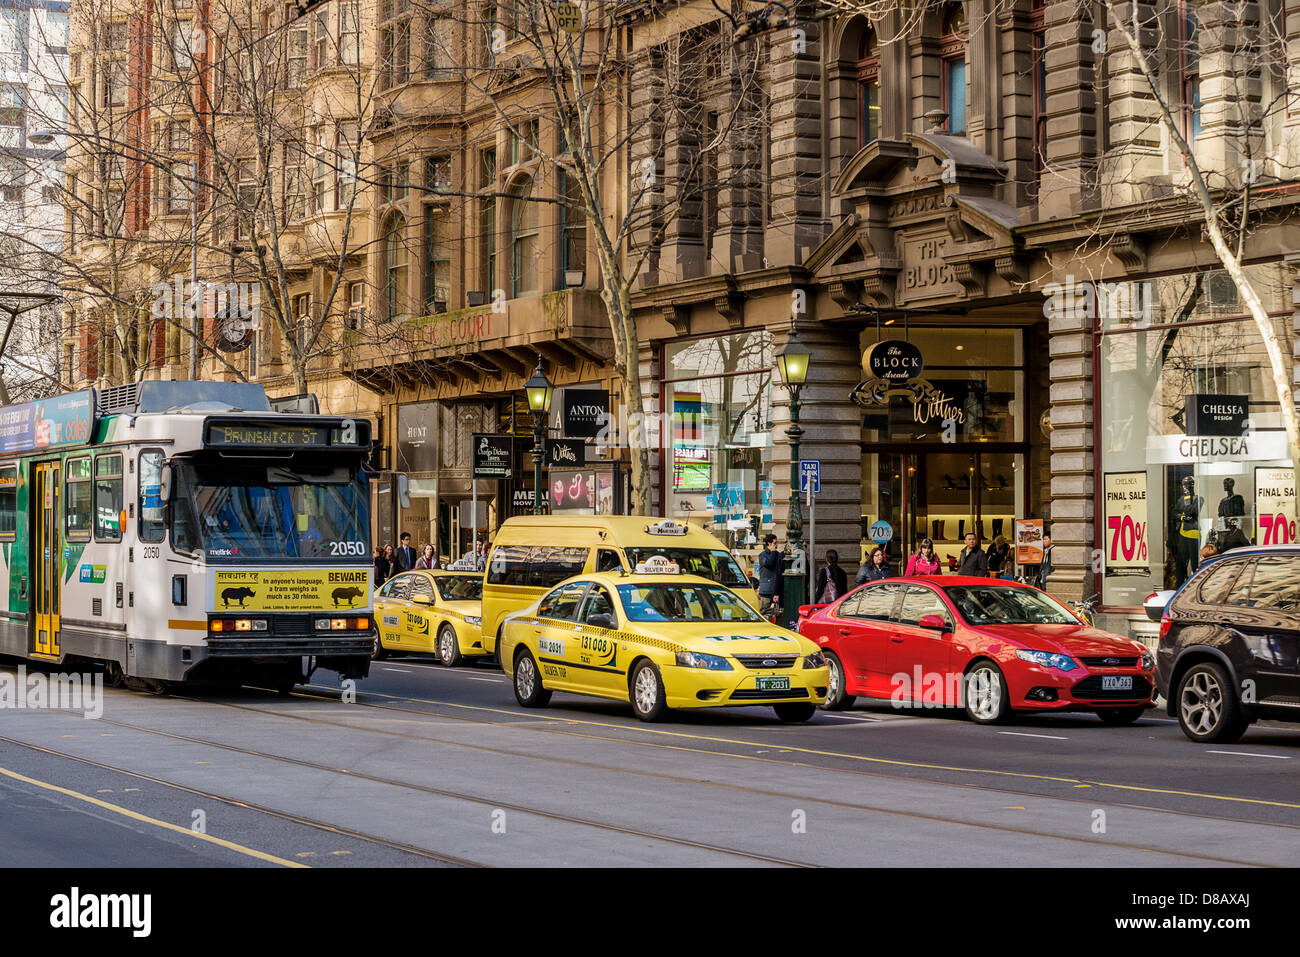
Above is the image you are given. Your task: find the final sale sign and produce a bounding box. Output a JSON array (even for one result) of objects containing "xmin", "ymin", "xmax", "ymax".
[
  {"xmin": 1104, "ymin": 471, "xmax": 1149, "ymax": 573},
  {"xmin": 1255, "ymin": 467, "xmax": 1297, "ymax": 545}
]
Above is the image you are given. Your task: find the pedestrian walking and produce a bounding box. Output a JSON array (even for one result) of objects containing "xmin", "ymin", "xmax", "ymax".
[
  {"xmin": 756, "ymin": 534, "xmax": 784, "ymax": 618},
  {"xmin": 855, "ymin": 546, "xmax": 892, "ymax": 585},
  {"xmin": 986, "ymin": 534, "xmax": 1010, "ymax": 578},
  {"xmin": 956, "ymin": 531, "xmax": 988, "ymax": 577},
  {"xmin": 1038, "ymin": 534, "xmax": 1055, "ymax": 588},
  {"xmin": 415, "ymin": 543, "xmax": 438, "ymax": 570},
  {"xmin": 394, "ymin": 532, "xmax": 417, "ymax": 573},
  {"xmin": 374, "ymin": 546, "xmax": 391, "ymax": 585},
  {"xmin": 904, "ymin": 538, "xmax": 943, "ymax": 576},
  {"xmin": 815, "ymin": 549, "xmax": 848, "ymax": 604}
]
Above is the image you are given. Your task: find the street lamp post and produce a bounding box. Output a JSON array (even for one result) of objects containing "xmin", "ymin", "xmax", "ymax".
[
  {"xmin": 525, "ymin": 358, "xmax": 554, "ymax": 515},
  {"xmin": 776, "ymin": 326, "xmax": 810, "ymax": 626}
]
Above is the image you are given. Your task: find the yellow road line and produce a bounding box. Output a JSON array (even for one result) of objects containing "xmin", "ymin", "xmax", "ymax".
[
  {"xmin": 0, "ymin": 764, "xmax": 307, "ymax": 867},
  {"xmin": 317, "ymin": 685, "xmax": 1300, "ymax": 811}
]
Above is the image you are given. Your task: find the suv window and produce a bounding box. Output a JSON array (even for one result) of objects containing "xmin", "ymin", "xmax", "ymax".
[
  {"xmin": 843, "ymin": 582, "xmax": 901, "ymax": 621},
  {"xmin": 538, "ymin": 581, "xmax": 588, "ymax": 621},
  {"xmin": 898, "ymin": 586, "xmax": 952, "ymax": 628},
  {"xmin": 1196, "ymin": 559, "xmax": 1247, "ymax": 605},
  {"xmin": 1238, "ymin": 556, "xmax": 1300, "ymax": 611}
]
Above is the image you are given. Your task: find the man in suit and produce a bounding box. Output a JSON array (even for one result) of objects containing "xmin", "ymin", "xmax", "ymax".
[{"xmin": 394, "ymin": 532, "xmax": 417, "ymax": 573}]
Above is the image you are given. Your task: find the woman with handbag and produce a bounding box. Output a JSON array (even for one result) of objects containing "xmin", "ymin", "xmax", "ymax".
[
  {"xmin": 904, "ymin": 538, "xmax": 943, "ymax": 576},
  {"xmin": 815, "ymin": 550, "xmax": 849, "ymax": 604}
]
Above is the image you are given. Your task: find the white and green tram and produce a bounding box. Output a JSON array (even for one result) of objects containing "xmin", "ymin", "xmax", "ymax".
[{"xmin": 0, "ymin": 381, "xmax": 375, "ymax": 692}]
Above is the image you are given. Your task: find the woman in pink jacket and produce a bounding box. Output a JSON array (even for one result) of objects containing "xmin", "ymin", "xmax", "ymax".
[{"xmin": 904, "ymin": 538, "xmax": 943, "ymax": 576}]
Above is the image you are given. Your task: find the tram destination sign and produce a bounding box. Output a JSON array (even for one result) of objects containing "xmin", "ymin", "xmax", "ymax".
[{"xmin": 205, "ymin": 420, "xmax": 368, "ymax": 449}]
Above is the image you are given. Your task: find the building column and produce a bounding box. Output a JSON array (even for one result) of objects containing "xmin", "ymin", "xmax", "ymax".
[
  {"xmin": 628, "ymin": 46, "xmax": 665, "ymax": 289},
  {"xmin": 766, "ymin": 6, "xmax": 824, "ymax": 266},
  {"xmin": 1101, "ymin": 1, "xmax": 1165, "ymax": 205},
  {"xmin": 1194, "ymin": 0, "xmax": 1263, "ymax": 186},
  {"xmin": 1046, "ymin": 292, "xmax": 1095, "ymax": 603},
  {"xmin": 1039, "ymin": 0, "xmax": 1100, "ymax": 218},
  {"xmin": 770, "ymin": 317, "xmax": 866, "ymax": 583}
]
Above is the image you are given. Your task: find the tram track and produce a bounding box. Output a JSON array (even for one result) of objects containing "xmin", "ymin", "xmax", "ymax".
[{"xmin": 42, "ymin": 685, "xmax": 1291, "ymax": 867}]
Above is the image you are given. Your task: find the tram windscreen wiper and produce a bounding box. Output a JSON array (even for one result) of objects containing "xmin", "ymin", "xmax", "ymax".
[{"xmin": 266, "ymin": 466, "xmax": 350, "ymax": 485}]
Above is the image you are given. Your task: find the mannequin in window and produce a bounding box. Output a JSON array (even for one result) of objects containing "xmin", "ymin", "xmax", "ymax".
[
  {"xmin": 1218, "ymin": 477, "xmax": 1245, "ymax": 520},
  {"xmin": 1172, "ymin": 475, "xmax": 1202, "ymax": 587}
]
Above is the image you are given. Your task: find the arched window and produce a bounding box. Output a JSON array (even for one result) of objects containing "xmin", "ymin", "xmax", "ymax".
[
  {"xmin": 857, "ymin": 25, "xmax": 881, "ymax": 146},
  {"xmin": 940, "ymin": 3, "xmax": 968, "ymax": 135},
  {"xmin": 1180, "ymin": 0, "xmax": 1200, "ymax": 139},
  {"xmin": 510, "ymin": 178, "xmax": 538, "ymax": 297},
  {"xmin": 384, "ymin": 213, "xmax": 408, "ymax": 321}
]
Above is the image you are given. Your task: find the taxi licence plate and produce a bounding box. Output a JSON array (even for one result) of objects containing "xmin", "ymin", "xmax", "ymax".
[
  {"xmin": 1101, "ymin": 676, "xmax": 1133, "ymax": 691},
  {"xmin": 757, "ymin": 676, "xmax": 791, "ymax": 692}
]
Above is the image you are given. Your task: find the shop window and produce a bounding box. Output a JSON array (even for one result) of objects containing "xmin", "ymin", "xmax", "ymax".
[
  {"xmin": 139, "ymin": 450, "xmax": 165, "ymax": 543},
  {"xmin": 940, "ymin": 3, "xmax": 967, "ymax": 135},
  {"xmin": 94, "ymin": 454, "xmax": 124, "ymax": 542},
  {"xmin": 1097, "ymin": 264, "xmax": 1292, "ymax": 608},
  {"xmin": 857, "ymin": 25, "xmax": 880, "ymax": 146},
  {"xmin": 65, "ymin": 457, "xmax": 92, "ymax": 541},
  {"xmin": 0, "ymin": 467, "xmax": 15, "ymax": 541},
  {"xmin": 663, "ymin": 330, "xmax": 774, "ymax": 541}
]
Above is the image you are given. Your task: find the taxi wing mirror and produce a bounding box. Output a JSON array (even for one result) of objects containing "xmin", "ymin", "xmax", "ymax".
[{"xmin": 587, "ymin": 613, "xmax": 615, "ymax": 630}]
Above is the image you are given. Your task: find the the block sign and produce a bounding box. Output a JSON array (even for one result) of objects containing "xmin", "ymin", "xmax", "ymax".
[{"xmin": 863, "ymin": 340, "xmax": 923, "ymax": 383}]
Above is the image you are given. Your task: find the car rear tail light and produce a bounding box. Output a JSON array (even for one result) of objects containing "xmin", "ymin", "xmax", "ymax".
[{"xmin": 1159, "ymin": 614, "xmax": 1172, "ymax": 640}]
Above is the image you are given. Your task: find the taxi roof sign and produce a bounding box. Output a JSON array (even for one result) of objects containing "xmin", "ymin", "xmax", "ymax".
[
  {"xmin": 635, "ymin": 556, "xmax": 680, "ymax": 574},
  {"xmin": 645, "ymin": 519, "xmax": 688, "ymax": 536}
]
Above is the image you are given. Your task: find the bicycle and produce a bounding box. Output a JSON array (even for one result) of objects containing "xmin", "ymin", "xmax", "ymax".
[{"xmin": 1071, "ymin": 592, "xmax": 1100, "ymax": 627}]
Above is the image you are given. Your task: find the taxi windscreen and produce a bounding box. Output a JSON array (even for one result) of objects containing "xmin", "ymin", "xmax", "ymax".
[
  {"xmin": 616, "ymin": 584, "xmax": 762, "ymax": 623},
  {"xmin": 622, "ymin": 548, "xmax": 748, "ymax": 588}
]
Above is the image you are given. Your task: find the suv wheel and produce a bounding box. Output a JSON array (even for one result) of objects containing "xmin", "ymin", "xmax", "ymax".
[{"xmin": 1176, "ymin": 661, "xmax": 1248, "ymax": 743}]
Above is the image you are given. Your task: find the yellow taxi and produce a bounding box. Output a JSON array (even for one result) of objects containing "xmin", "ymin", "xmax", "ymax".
[
  {"xmin": 373, "ymin": 570, "xmax": 486, "ymax": 666},
  {"xmin": 499, "ymin": 559, "xmax": 829, "ymax": 722}
]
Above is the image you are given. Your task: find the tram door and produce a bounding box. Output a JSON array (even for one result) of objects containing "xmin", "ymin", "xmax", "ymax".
[{"xmin": 32, "ymin": 462, "xmax": 61, "ymax": 658}]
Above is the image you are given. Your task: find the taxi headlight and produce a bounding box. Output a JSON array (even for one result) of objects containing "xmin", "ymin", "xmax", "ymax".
[
  {"xmin": 675, "ymin": 651, "xmax": 732, "ymax": 671},
  {"xmin": 465, "ymin": 615, "xmax": 482, "ymax": 627},
  {"xmin": 802, "ymin": 651, "xmax": 826, "ymax": 669}
]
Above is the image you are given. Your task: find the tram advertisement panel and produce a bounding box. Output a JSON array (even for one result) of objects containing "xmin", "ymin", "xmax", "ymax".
[
  {"xmin": 0, "ymin": 390, "xmax": 94, "ymax": 454},
  {"xmin": 211, "ymin": 569, "xmax": 372, "ymax": 612}
]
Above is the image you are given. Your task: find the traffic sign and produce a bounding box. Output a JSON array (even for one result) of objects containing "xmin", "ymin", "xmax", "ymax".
[{"xmin": 800, "ymin": 460, "xmax": 821, "ymax": 494}]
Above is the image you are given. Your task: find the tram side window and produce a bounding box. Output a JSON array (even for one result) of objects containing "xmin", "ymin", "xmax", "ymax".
[
  {"xmin": 65, "ymin": 457, "xmax": 92, "ymax": 542},
  {"xmin": 94, "ymin": 454, "xmax": 124, "ymax": 542},
  {"xmin": 138, "ymin": 450, "xmax": 165, "ymax": 543},
  {"xmin": 0, "ymin": 467, "xmax": 15, "ymax": 541}
]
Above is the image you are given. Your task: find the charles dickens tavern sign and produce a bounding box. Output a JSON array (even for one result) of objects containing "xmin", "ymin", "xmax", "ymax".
[{"xmin": 851, "ymin": 339, "xmax": 965, "ymax": 426}]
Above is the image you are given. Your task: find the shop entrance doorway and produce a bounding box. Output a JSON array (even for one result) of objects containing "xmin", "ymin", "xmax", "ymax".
[{"xmin": 865, "ymin": 449, "xmax": 1022, "ymax": 569}]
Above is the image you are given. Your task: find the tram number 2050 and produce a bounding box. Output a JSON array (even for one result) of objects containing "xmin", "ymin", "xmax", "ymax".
[{"xmin": 329, "ymin": 541, "xmax": 368, "ymax": 556}]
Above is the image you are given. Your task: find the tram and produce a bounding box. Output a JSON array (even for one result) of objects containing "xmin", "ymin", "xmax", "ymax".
[{"xmin": 0, "ymin": 381, "xmax": 375, "ymax": 692}]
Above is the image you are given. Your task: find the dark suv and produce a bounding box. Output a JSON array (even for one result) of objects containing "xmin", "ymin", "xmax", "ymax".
[{"xmin": 1155, "ymin": 545, "xmax": 1300, "ymax": 743}]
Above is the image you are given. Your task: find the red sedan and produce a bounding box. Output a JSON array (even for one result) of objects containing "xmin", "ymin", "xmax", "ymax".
[{"xmin": 798, "ymin": 577, "xmax": 1156, "ymax": 724}]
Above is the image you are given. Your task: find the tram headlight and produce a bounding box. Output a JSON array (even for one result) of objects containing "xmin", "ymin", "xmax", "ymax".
[
  {"xmin": 316, "ymin": 617, "xmax": 371, "ymax": 630},
  {"xmin": 234, "ymin": 619, "xmax": 268, "ymax": 632}
]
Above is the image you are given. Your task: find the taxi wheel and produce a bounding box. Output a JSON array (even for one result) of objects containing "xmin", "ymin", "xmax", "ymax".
[
  {"xmin": 438, "ymin": 625, "xmax": 463, "ymax": 667},
  {"xmin": 513, "ymin": 649, "xmax": 552, "ymax": 708},
  {"xmin": 371, "ymin": 633, "xmax": 389, "ymax": 661},
  {"xmin": 821, "ymin": 651, "xmax": 856, "ymax": 711},
  {"xmin": 1096, "ymin": 706, "xmax": 1147, "ymax": 725},
  {"xmin": 773, "ymin": 703, "xmax": 816, "ymax": 723},
  {"xmin": 629, "ymin": 660, "xmax": 669, "ymax": 722},
  {"xmin": 963, "ymin": 661, "xmax": 1010, "ymax": 725}
]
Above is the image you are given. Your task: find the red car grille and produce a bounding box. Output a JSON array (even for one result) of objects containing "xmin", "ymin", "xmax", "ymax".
[{"xmin": 1079, "ymin": 656, "xmax": 1140, "ymax": 668}]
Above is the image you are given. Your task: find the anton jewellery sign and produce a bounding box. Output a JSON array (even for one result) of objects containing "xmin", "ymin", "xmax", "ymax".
[
  {"xmin": 863, "ymin": 339, "xmax": 923, "ymax": 383},
  {"xmin": 562, "ymin": 389, "xmax": 608, "ymax": 439}
]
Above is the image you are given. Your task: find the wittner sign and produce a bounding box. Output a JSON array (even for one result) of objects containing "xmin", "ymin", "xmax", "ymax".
[{"xmin": 544, "ymin": 437, "xmax": 586, "ymax": 468}]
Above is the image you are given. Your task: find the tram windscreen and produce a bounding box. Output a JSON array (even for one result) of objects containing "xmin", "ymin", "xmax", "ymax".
[{"xmin": 171, "ymin": 462, "xmax": 369, "ymax": 561}]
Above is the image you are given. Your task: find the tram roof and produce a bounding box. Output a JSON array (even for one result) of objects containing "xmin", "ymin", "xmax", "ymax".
[{"xmin": 95, "ymin": 381, "xmax": 272, "ymax": 416}]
